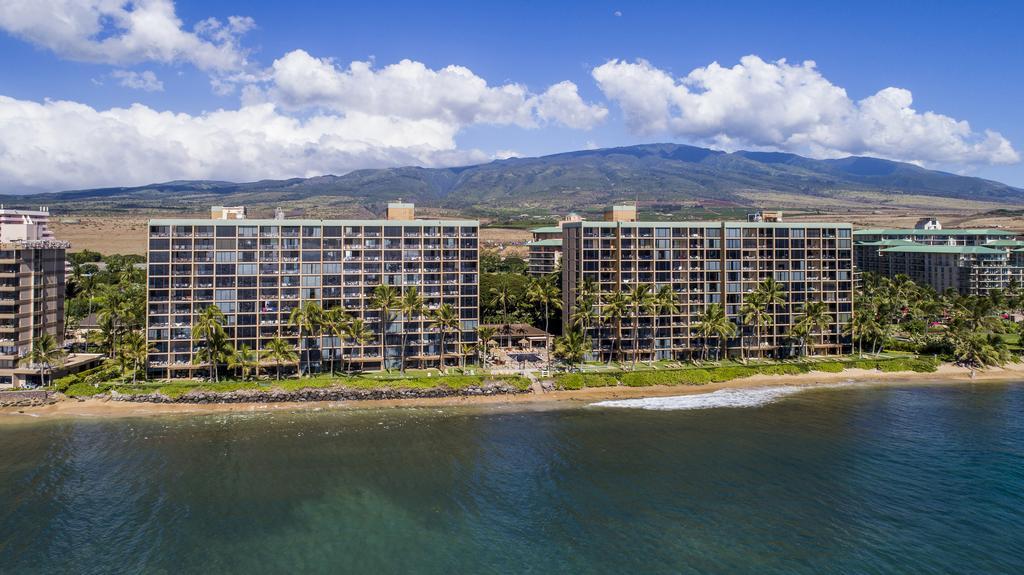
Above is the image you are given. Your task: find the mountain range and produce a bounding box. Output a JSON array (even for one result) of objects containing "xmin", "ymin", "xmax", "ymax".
[{"xmin": 6, "ymin": 143, "xmax": 1023, "ymax": 217}]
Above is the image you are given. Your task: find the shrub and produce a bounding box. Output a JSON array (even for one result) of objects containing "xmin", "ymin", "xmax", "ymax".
[
  {"xmin": 64, "ymin": 382, "xmax": 111, "ymax": 397},
  {"xmin": 812, "ymin": 362, "xmax": 845, "ymax": 373},
  {"xmin": 553, "ymin": 373, "xmax": 619, "ymax": 389},
  {"xmin": 757, "ymin": 364, "xmax": 809, "ymax": 376}
]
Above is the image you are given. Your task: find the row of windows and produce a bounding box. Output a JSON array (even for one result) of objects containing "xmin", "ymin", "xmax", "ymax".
[
  {"xmin": 150, "ymin": 225, "xmax": 478, "ymax": 238},
  {"xmin": 578, "ymin": 227, "xmax": 852, "ymax": 239}
]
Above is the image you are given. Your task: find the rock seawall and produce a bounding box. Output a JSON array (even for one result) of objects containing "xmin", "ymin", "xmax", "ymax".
[
  {"xmin": 0, "ymin": 390, "xmax": 56, "ymax": 407},
  {"xmin": 110, "ymin": 381, "xmax": 527, "ymax": 404}
]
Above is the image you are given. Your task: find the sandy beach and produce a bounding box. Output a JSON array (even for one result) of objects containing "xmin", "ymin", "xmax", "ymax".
[{"xmin": 1, "ymin": 362, "xmax": 1020, "ymax": 421}]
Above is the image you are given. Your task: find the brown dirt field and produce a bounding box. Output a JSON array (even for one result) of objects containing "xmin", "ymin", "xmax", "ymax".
[
  {"xmin": 51, "ymin": 215, "xmax": 152, "ymax": 255},
  {"xmin": 481, "ymin": 227, "xmax": 531, "ymax": 257}
]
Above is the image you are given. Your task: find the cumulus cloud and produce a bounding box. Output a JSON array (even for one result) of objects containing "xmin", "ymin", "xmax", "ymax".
[
  {"xmin": 0, "ymin": 96, "xmax": 491, "ymax": 193},
  {"xmin": 593, "ymin": 55, "xmax": 1019, "ymax": 166},
  {"xmin": 259, "ymin": 50, "xmax": 606, "ymax": 130},
  {"xmin": 0, "ymin": 0, "xmax": 252, "ymax": 71},
  {"xmin": 111, "ymin": 70, "xmax": 164, "ymax": 92}
]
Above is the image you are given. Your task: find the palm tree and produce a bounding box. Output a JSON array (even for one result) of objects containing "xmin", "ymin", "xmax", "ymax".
[
  {"xmin": 322, "ymin": 307, "xmax": 353, "ymax": 376},
  {"xmin": 739, "ymin": 294, "xmax": 772, "ymax": 362},
  {"xmin": 489, "ymin": 282, "xmax": 516, "ymax": 338},
  {"xmin": 430, "ymin": 303, "xmax": 460, "ymax": 371},
  {"xmin": 601, "ymin": 290, "xmax": 628, "ymax": 364},
  {"xmin": 625, "ymin": 283, "xmax": 654, "ymax": 368},
  {"xmin": 288, "ymin": 300, "xmax": 323, "ymax": 376},
  {"xmin": 572, "ymin": 292, "xmax": 597, "ymax": 334},
  {"xmin": 119, "ymin": 331, "xmax": 153, "ymax": 385},
  {"xmin": 650, "ymin": 286, "xmax": 679, "ymax": 364},
  {"xmin": 795, "ymin": 301, "xmax": 833, "ymax": 357},
  {"xmin": 553, "ymin": 329, "xmax": 591, "ymax": 372},
  {"xmin": 694, "ymin": 303, "xmax": 736, "ymax": 361},
  {"xmin": 952, "ymin": 333, "xmax": 1007, "ymax": 369},
  {"xmin": 20, "ymin": 333, "xmax": 64, "ymax": 388},
  {"xmin": 261, "ymin": 336, "xmax": 298, "ymax": 381},
  {"xmin": 342, "ymin": 318, "xmax": 374, "ymax": 375},
  {"xmin": 228, "ymin": 344, "xmax": 260, "ymax": 380},
  {"xmin": 527, "ymin": 276, "xmax": 561, "ymax": 367},
  {"xmin": 399, "ymin": 287, "xmax": 425, "ymax": 374},
  {"xmin": 193, "ymin": 305, "xmax": 227, "ymax": 382},
  {"xmin": 370, "ymin": 284, "xmax": 400, "ymax": 372},
  {"xmin": 476, "ymin": 325, "xmax": 497, "ymax": 369}
]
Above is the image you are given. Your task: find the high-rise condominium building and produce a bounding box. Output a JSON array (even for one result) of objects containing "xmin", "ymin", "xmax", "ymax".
[
  {"xmin": 854, "ymin": 227, "xmax": 1023, "ymax": 295},
  {"xmin": 562, "ymin": 215, "xmax": 854, "ymax": 360},
  {"xmin": 0, "ymin": 208, "xmax": 69, "ymax": 387},
  {"xmin": 146, "ymin": 203, "xmax": 480, "ymax": 378}
]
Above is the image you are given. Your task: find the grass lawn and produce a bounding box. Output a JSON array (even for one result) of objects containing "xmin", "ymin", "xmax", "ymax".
[{"xmin": 62, "ymin": 370, "xmax": 530, "ymax": 399}]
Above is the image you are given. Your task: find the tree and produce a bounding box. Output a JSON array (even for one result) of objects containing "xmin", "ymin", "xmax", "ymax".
[
  {"xmin": 626, "ymin": 283, "xmax": 654, "ymax": 368},
  {"xmin": 342, "ymin": 318, "xmax": 374, "ymax": 375},
  {"xmin": 193, "ymin": 305, "xmax": 227, "ymax": 382},
  {"xmin": 261, "ymin": 336, "xmax": 298, "ymax": 381},
  {"xmin": 694, "ymin": 303, "xmax": 736, "ymax": 361},
  {"xmin": 399, "ymin": 287, "xmax": 425, "ymax": 374},
  {"xmin": 739, "ymin": 294, "xmax": 772, "ymax": 362},
  {"xmin": 527, "ymin": 276, "xmax": 561, "ymax": 367},
  {"xmin": 288, "ymin": 300, "xmax": 323, "ymax": 376},
  {"xmin": 476, "ymin": 325, "xmax": 497, "ymax": 369},
  {"xmin": 795, "ymin": 301, "xmax": 833, "ymax": 357},
  {"xmin": 489, "ymin": 281, "xmax": 516, "ymax": 339},
  {"xmin": 953, "ymin": 333, "xmax": 1008, "ymax": 369},
  {"xmin": 430, "ymin": 303, "xmax": 460, "ymax": 371},
  {"xmin": 119, "ymin": 331, "xmax": 153, "ymax": 385},
  {"xmin": 228, "ymin": 345, "xmax": 260, "ymax": 380},
  {"xmin": 19, "ymin": 333, "xmax": 64, "ymax": 388},
  {"xmin": 553, "ymin": 329, "xmax": 590, "ymax": 372},
  {"xmin": 322, "ymin": 307, "xmax": 353, "ymax": 376},
  {"xmin": 601, "ymin": 290, "xmax": 628, "ymax": 364},
  {"xmin": 650, "ymin": 285, "xmax": 679, "ymax": 364},
  {"xmin": 370, "ymin": 284, "xmax": 400, "ymax": 372}
]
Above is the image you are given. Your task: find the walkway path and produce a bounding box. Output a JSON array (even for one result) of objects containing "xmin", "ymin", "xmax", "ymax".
[{"xmin": 525, "ymin": 371, "xmax": 545, "ymax": 394}]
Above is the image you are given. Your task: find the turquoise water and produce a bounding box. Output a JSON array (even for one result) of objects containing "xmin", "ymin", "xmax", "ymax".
[{"xmin": 1, "ymin": 382, "xmax": 1023, "ymax": 574}]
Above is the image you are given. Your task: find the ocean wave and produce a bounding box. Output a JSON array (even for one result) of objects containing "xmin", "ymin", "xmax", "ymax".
[{"xmin": 591, "ymin": 385, "xmax": 826, "ymax": 411}]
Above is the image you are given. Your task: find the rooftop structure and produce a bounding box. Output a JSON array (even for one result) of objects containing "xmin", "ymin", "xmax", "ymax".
[
  {"xmin": 562, "ymin": 218, "xmax": 854, "ymax": 361},
  {"xmin": 603, "ymin": 204, "xmax": 637, "ymax": 223},
  {"xmin": 211, "ymin": 206, "xmax": 247, "ymax": 220},
  {"xmin": 146, "ymin": 203, "xmax": 481, "ymax": 378},
  {"xmin": 914, "ymin": 217, "xmax": 941, "ymax": 230}
]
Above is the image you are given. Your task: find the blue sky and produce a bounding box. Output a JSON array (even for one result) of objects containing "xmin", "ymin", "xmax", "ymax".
[{"xmin": 0, "ymin": 0, "xmax": 1021, "ymax": 192}]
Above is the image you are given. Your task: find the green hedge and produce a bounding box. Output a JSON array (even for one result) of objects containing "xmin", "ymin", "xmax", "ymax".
[
  {"xmin": 813, "ymin": 362, "xmax": 845, "ymax": 373},
  {"xmin": 553, "ymin": 356, "xmax": 939, "ymax": 390},
  {"xmin": 553, "ymin": 373, "xmax": 618, "ymax": 390}
]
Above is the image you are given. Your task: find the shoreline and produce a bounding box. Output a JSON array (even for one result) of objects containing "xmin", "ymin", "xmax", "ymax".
[{"xmin": 2, "ymin": 362, "xmax": 1021, "ymax": 421}]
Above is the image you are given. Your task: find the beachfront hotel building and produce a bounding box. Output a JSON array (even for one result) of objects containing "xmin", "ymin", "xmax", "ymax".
[
  {"xmin": 0, "ymin": 208, "xmax": 102, "ymax": 387},
  {"xmin": 145, "ymin": 203, "xmax": 480, "ymax": 378},
  {"xmin": 561, "ymin": 206, "xmax": 854, "ymax": 360},
  {"xmin": 854, "ymin": 227, "xmax": 1023, "ymax": 295}
]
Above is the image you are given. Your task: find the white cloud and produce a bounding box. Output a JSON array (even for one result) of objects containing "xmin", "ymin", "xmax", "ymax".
[
  {"xmin": 534, "ymin": 81, "xmax": 608, "ymax": 129},
  {"xmin": 111, "ymin": 70, "xmax": 164, "ymax": 92},
  {"xmin": 260, "ymin": 50, "xmax": 606, "ymax": 129},
  {"xmin": 593, "ymin": 55, "xmax": 1019, "ymax": 166},
  {"xmin": 0, "ymin": 0, "xmax": 252, "ymax": 71},
  {"xmin": 0, "ymin": 96, "xmax": 490, "ymax": 193}
]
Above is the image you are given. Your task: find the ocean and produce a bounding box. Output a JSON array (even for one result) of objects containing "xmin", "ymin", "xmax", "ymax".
[{"xmin": 1, "ymin": 381, "xmax": 1022, "ymax": 573}]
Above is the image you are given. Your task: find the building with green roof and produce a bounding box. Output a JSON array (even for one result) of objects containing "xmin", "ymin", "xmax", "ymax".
[
  {"xmin": 527, "ymin": 215, "xmax": 582, "ymax": 276},
  {"xmin": 855, "ymin": 226, "xmax": 1022, "ymax": 295}
]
